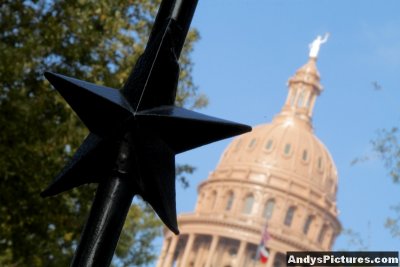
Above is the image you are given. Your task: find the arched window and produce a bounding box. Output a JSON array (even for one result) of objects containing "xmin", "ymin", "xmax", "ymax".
[
  {"xmin": 235, "ymin": 139, "xmax": 242, "ymax": 150},
  {"xmin": 210, "ymin": 191, "xmax": 217, "ymax": 209},
  {"xmin": 318, "ymin": 157, "xmax": 323, "ymax": 169},
  {"xmin": 248, "ymin": 138, "xmax": 256, "ymax": 148},
  {"xmin": 225, "ymin": 192, "xmax": 234, "ymax": 211},
  {"xmin": 242, "ymin": 195, "xmax": 254, "ymax": 214},
  {"xmin": 265, "ymin": 139, "xmax": 273, "ymax": 150},
  {"xmin": 303, "ymin": 215, "xmax": 313, "ymax": 235},
  {"xmin": 318, "ymin": 225, "xmax": 328, "ymax": 244},
  {"xmin": 297, "ymin": 90, "xmax": 305, "ymax": 107},
  {"xmin": 284, "ymin": 206, "xmax": 296, "ymax": 226},
  {"xmin": 263, "ymin": 199, "xmax": 275, "ymax": 219},
  {"xmin": 305, "ymin": 94, "xmax": 312, "ymax": 108},
  {"xmin": 284, "ymin": 144, "xmax": 291, "ymax": 155},
  {"xmin": 302, "ymin": 150, "xmax": 308, "ymax": 161}
]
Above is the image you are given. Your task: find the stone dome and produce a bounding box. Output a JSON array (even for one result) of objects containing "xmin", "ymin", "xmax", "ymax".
[
  {"xmin": 157, "ymin": 53, "xmax": 341, "ymax": 267},
  {"xmin": 208, "ymin": 57, "xmax": 338, "ymax": 209},
  {"xmin": 195, "ymin": 56, "xmax": 339, "ymax": 244},
  {"xmin": 190, "ymin": 57, "xmax": 339, "ymax": 251},
  {"xmin": 216, "ymin": 118, "xmax": 338, "ymax": 203}
]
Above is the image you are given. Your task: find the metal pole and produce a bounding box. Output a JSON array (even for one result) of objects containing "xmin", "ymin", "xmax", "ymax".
[
  {"xmin": 69, "ymin": 1, "xmax": 201, "ymax": 264},
  {"xmin": 170, "ymin": 0, "xmax": 199, "ymax": 57},
  {"xmin": 70, "ymin": 175, "xmax": 134, "ymax": 267}
]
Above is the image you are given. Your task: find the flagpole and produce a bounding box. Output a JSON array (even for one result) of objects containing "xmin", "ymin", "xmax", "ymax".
[
  {"xmin": 253, "ymin": 257, "xmax": 257, "ymax": 267},
  {"xmin": 252, "ymin": 220, "xmax": 270, "ymax": 267}
]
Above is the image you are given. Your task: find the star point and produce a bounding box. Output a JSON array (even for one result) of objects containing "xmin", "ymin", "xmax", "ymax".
[{"xmin": 42, "ymin": 0, "xmax": 251, "ymax": 237}]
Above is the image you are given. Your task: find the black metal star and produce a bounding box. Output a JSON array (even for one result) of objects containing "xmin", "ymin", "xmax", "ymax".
[{"xmin": 41, "ymin": 0, "xmax": 251, "ymax": 266}]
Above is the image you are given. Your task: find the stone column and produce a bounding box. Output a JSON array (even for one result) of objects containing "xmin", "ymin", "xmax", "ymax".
[
  {"xmin": 180, "ymin": 234, "xmax": 195, "ymax": 267},
  {"xmin": 156, "ymin": 238, "xmax": 169, "ymax": 267},
  {"xmin": 204, "ymin": 235, "xmax": 219, "ymax": 267},
  {"xmin": 303, "ymin": 90, "xmax": 311, "ymax": 108},
  {"xmin": 266, "ymin": 249, "xmax": 276, "ymax": 267},
  {"xmin": 164, "ymin": 235, "xmax": 179, "ymax": 267},
  {"xmin": 236, "ymin": 240, "xmax": 247, "ymax": 267},
  {"xmin": 308, "ymin": 95, "xmax": 317, "ymax": 116},
  {"xmin": 194, "ymin": 241, "xmax": 205, "ymax": 267}
]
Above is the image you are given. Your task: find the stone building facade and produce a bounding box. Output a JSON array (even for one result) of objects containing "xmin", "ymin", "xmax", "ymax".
[{"xmin": 157, "ymin": 52, "xmax": 341, "ymax": 267}]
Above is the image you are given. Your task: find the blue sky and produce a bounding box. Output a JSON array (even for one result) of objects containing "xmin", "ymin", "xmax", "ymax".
[{"xmin": 166, "ymin": 0, "xmax": 400, "ymax": 253}]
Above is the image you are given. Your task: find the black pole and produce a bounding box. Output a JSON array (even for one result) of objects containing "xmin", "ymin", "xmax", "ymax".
[
  {"xmin": 170, "ymin": 0, "xmax": 199, "ymax": 57},
  {"xmin": 146, "ymin": 0, "xmax": 175, "ymax": 45},
  {"xmin": 146, "ymin": 0, "xmax": 198, "ymax": 54},
  {"xmin": 69, "ymin": 1, "xmax": 201, "ymax": 265},
  {"xmin": 70, "ymin": 175, "xmax": 134, "ymax": 267}
]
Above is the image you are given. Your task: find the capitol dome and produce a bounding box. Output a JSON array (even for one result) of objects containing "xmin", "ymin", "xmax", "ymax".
[
  {"xmin": 218, "ymin": 98, "xmax": 339, "ymax": 204},
  {"xmin": 157, "ymin": 44, "xmax": 341, "ymax": 267}
]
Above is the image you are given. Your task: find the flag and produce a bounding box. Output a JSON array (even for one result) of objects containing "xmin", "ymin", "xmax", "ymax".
[
  {"xmin": 259, "ymin": 246, "xmax": 269, "ymax": 263},
  {"xmin": 257, "ymin": 223, "xmax": 270, "ymax": 264}
]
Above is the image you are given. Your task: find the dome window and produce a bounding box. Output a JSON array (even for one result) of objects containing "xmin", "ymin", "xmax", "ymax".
[
  {"xmin": 265, "ymin": 139, "xmax": 273, "ymax": 150},
  {"xmin": 242, "ymin": 194, "xmax": 254, "ymax": 214},
  {"xmin": 263, "ymin": 199, "xmax": 275, "ymax": 219},
  {"xmin": 302, "ymin": 150, "xmax": 308, "ymax": 161},
  {"xmin": 318, "ymin": 225, "xmax": 328, "ymax": 244},
  {"xmin": 318, "ymin": 157, "xmax": 323, "ymax": 169},
  {"xmin": 284, "ymin": 206, "xmax": 296, "ymax": 226},
  {"xmin": 210, "ymin": 191, "xmax": 217, "ymax": 210},
  {"xmin": 248, "ymin": 138, "xmax": 257, "ymax": 149},
  {"xmin": 284, "ymin": 143, "xmax": 292, "ymax": 155},
  {"xmin": 297, "ymin": 90, "xmax": 305, "ymax": 107},
  {"xmin": 235, "ymin": 139, "xmax": 242, "ymax": 150},
  {"xmin": 303, "ymin": 215, "xmax": 313, "ymax": 235},
  {"xmin": 225, "ymin": 192, "xmax": 234, "ymax": 211},
  {"xmin": 305, "ymin": 95, "xmax": 312, "ymax": 108}
]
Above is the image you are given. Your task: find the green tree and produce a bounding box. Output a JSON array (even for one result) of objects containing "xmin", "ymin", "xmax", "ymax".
[
  {"xmin": 371, "ymin": 127, "xmax": 400, "ymax": 238},
  {"xmin": 0, "ymin": 1, "xmax": 205, "ymax": 266}
]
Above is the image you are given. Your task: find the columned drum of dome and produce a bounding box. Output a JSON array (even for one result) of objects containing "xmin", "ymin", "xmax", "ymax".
[{"xmin": 157, "ymin": 35, "xmax": 341, "ymax": 267}]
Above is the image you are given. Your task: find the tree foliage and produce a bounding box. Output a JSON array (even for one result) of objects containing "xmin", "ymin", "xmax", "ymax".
[
  {"xmin": 0, "ymin": 0, "xmax": 205, "ymax": 266},
  {"xmin": 339, "ymin": 227, "xmax": 370, "ymax": 251},
  {"xmin": 351, "ymin": 84, "xmax": 400, "ymax": 240},
  {"xmin": 372, "ymin": 127, "xmax": 400, "ymax": 183},
  {"xmin": 370, "ymin": 127, "xmax": 400, "ymax": 238}
]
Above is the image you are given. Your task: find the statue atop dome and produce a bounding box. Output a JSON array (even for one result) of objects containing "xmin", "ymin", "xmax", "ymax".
[{"xmin": 309, "ymin": 33, "xmax": 329, "ymax": 58}]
